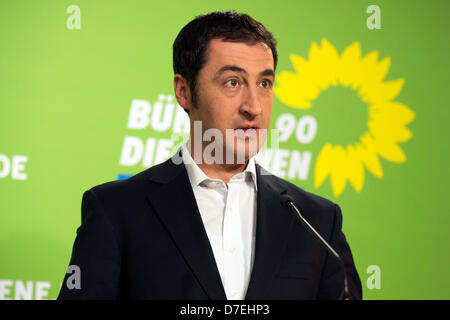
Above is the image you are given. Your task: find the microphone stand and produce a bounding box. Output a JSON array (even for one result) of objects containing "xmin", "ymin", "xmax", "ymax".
[{"xmin": 281, "ymin": 194, "xmax": 352, "ymax": 300}]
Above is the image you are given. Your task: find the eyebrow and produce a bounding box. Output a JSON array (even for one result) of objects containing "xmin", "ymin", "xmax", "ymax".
[{"xmin": 215, "ymin": 65, "xmax": 275, "ymax": 78}]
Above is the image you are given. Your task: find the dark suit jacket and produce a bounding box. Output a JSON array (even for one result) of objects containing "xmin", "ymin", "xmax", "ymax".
[{"xmin": 58, "ymin": 151, "xmax": 362, "ymax": 300}]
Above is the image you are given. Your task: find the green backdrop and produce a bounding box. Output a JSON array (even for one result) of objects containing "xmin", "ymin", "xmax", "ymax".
[{"xmin": 1, "ymin": 0, "xmax": 449, "ymax": 300}]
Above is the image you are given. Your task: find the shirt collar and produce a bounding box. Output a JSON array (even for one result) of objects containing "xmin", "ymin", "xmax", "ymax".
[{"xmin": 181, "ymin": 140, "xmax": 258, "ymax": 190}]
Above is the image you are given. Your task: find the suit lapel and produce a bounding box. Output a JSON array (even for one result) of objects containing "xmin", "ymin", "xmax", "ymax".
[
  {"xmin": 245, "ymin": 164, "xmax": 294, "ymax": 299},
  {"xmin": 145, "ymin": 155, "xmax": 294, "ymax": 300},
  {"xmin": 146, "ymin": 155, "xmax": 227, "ymax": 300}
]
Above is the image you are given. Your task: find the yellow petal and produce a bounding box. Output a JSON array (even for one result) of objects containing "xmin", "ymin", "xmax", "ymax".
[
  {"xmin": 372, "ymin": 57, "xmax": 391, "ymax": 83},
  {"xmin": 370, "ymin": 102, "xmax": 415, "ymax": 125},
  {"xmin": 358, "ymin": 51, "xmax": 381, "ymax": 96},
  {"xmin": 308, "ymin": 43, "xmax": 335, "ymax": 90},
  {"xmin": 368, "ymin": 119, "xmax": 413, "ymax": 143},
  {"xmin": 351, "ymin": 50, "xmax": 389, "ymax": 91},
  {"xmin": 290, "ymin": 54, "xmax": 308, "ymax": 75},
  {"xmin": 360, "ymin": 51, "xmax": 379, "ymax": 72},
  {"xmin": 346, "ymin": 145, "xmax": 365, "ymax": 192},
  {"xmin": 339, "ymin": 42, "xmax": 362, "ymax": 87},
  {"xmin": 329, "ymin": 145, "xmax": 348, "ymax": 197},
  {"xmin": 314, "ymin": 143, "xmax": 333, "ymax": 188},
  {"xmin": 358, "ymin": 134, "xmax": 384, "ymax": 178},
  {"xmin": 362, "ymin": 79, "xmax": 404, "ymax": 104},
  {"xmin": 275, "ymin": 71, "xmax": 320, "ymax": 109},
  {"xmin": 319, "ymin": 38, "xmax": 340, "ymax": 86},
  {"xmin": 373, "ymin": 136, "xmax": 406, "ymax": 163}
]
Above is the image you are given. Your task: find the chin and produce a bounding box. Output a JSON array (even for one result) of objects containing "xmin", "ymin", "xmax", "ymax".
[{"xmin": 224, "ymin": 139, "xmax": 261, "ymax": 165}]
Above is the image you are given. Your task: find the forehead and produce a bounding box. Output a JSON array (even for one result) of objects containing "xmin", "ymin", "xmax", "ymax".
[{"xmin": 203, "ymin": 38, "xmax": 274, "ymax": 73}]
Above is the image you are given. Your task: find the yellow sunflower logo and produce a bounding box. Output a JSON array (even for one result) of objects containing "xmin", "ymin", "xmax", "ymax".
[{"xmin": 275, "ymin": 39, "xmax": 415, "ymax": 197}]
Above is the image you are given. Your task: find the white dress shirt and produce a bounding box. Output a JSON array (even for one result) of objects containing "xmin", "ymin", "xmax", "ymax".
[{"xmin": 181, "ymin": 141, "xmax": 257, "ymax": 300}]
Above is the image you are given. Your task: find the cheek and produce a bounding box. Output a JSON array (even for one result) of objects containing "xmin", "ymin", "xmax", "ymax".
[
  {"xmin": 209, "ymin": 99, "xmax": 237, "ymax": 122},
  {"xmin": 203, "ymin": 104, "xmax": 232, "ymax": 129},
  {"xmin": 263, "ymin": 97, "xmax": 273, "ymax": 126},
  {"xmin": 264, "ymin": 114, "xmax": 272, "ymax": 130}
]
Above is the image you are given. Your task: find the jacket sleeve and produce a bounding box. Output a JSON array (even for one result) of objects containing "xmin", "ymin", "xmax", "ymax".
[
  {"xmin": 316, "ymin": 204, "xmax": 362, "ymax": 300},
  {"xmin": 57, "ymin": 189, "xmax": 121, "ymax": 300}
]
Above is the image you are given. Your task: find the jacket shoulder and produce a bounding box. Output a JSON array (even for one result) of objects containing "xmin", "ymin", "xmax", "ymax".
[
  {"xmin": 87, "ymin": 159, "xmax": 176, "ymax": 198},
  {"xmin": 88, "ymin": 168, "xmax": 149, "ymax": 198}
]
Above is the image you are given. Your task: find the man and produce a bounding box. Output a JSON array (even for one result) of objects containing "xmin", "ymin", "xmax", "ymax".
[{"xmin": 58, "ymin": 11, "xmax": 362, "ymax": 300}]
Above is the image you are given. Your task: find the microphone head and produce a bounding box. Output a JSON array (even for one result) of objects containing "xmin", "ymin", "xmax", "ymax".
[{"xmin": 280, "ymin": 193, "xmax": 294, "ymax": 208}]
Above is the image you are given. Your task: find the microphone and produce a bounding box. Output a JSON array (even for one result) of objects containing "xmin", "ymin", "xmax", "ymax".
[{"xmin": 280, "ymin": 193, "xmax": 351, "ymax": 300}]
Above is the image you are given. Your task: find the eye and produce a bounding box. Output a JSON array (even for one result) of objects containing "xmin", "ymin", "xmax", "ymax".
[
  {"xmin": 225, "ymin": 79, "xmax": 239, "ymax": 88},
  {"xmin": 259, "ymin": 79, "xmax": 272, "ymax": 88}
]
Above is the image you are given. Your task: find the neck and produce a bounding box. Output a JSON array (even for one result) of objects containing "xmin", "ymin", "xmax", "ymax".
[{"xmin": 187, "ymin": 141, "xmax": 249, "ymax": 185}]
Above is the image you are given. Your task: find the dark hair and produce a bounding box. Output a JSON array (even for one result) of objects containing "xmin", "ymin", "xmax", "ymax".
[{"xmin": 173, "ymin": 11, "xmax": 278, "ymax": 112}]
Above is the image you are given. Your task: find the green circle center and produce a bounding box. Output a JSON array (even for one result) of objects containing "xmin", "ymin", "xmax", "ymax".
[{"xmin": 309, "ymin": 85, "xmax": 369, "ymax": 147}]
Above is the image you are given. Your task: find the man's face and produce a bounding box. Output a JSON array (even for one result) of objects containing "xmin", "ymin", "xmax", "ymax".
[{"xmin": 190, "ymin": 38, "xmax": 274, "ymax": 163}]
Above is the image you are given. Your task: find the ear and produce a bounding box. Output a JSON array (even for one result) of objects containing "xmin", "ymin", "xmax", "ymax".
[{"xmin": 174, "ymin": 74, "xmax": 194, "ymax": 112}]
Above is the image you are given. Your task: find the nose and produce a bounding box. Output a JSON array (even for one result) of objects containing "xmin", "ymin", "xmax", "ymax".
[{"xmin": 240, "ymin": 85, "xmax": 262, "ymax": 118}]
